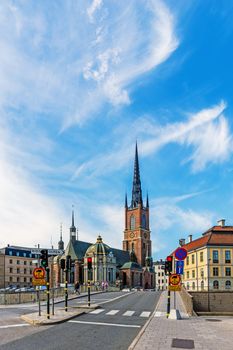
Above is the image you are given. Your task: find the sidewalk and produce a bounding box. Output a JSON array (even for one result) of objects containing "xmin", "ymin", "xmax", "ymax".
[
  {"xmin": 20, "ymin": 291, "xmax": 102, "ymax": 325},
  {"xmin": 129, "ymin": 291, "xmax": 233, "ymax": 350}
]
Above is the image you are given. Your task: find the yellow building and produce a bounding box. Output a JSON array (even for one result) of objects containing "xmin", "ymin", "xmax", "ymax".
[{"xmin": 176, "ymin": 220, "xmax": 233, "ymax": 291}]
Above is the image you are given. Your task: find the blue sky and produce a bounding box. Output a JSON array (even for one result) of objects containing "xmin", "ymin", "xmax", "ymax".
[{"xmin": 1, "ymin": 0, "xmax": 233, "ymax": 260}]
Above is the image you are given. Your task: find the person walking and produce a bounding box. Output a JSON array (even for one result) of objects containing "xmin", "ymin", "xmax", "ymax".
[{"xmin": 74, "ymin": 281, "xmax": 80, "ymax": 295}]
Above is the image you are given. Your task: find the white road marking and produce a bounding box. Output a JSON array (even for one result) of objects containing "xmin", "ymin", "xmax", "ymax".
[
  {"xmin": 106, "ymin": 310, "xmax": 119, "ymax": 316},
  {"xmin": 99, "ymin": 292, "xmax": 135, "ymax": 305},
  {"xmin": 68, "ymin": 320, "xmax": 141, "ymax": 328},
  {"xmin": 123, "ymin": 311, "xmax": 135, "ymax": 316},
  {"xmin": 90, "ymin": 309, "xmax": 105, "ymax": 314},
  {"xmin": 0, "ymin": 324, "xmax": 30, "ymax": 329},
  {"xmin": 140, "ymin": 311, "xmax": 151, "ymax": 318}
]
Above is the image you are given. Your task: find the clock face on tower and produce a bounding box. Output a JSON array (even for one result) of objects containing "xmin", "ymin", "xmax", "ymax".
[{"xmin": 130, "ymin": 232, "xmax": 135, "ymax": 238}]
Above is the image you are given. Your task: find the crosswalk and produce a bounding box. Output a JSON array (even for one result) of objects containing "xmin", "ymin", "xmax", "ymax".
[{"xmin": 89, "ymin": 309, "xmax": 151, "ymax": 318}]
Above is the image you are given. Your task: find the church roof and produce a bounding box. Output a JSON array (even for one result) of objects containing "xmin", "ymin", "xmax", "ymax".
[
  {"xmin": 110, "ymin": 248, "xmax": 130, "ymax": 266},
  {"xmin": 120, "ymin": 261, "xmax": 142, "ymax": 270},
  {"xmin": 86, "ymin": 235, "xmax": 111, "ymax": 255}
]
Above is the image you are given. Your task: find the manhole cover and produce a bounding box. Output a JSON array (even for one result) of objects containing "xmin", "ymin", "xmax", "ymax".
[
  {"xmin": 205, "ymin": 319, "xmax": 222, "ymax": 322},
  {"xmin": 172, "ymin": 338, "xmax": 194, "ymax": 349}
]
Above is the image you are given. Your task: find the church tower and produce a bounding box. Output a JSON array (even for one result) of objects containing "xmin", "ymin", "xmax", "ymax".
[{"xmin": 123, "ymin": 143, "xmax": 151, "ymax": 267}]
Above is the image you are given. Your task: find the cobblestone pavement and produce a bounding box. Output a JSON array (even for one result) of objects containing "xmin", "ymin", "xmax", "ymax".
[{"xmin": 130, "ymin": 291, "xmax": 233, "ymax": 350}]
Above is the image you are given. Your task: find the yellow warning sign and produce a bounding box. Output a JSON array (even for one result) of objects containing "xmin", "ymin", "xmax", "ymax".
[
  {"xmin": 169, "ymin": 273, "xmax": 181, "ymax": 286},
  {"xmin": 33, "ymin": 267, "xmax": 45, "ymax": 279},
  {"xmin": 169, "ymin": 285, "xmax": 181, "ymax": 291},
  {"xmin": 32, "ymin": 278, "xmax": 46, "ymax": 286}
]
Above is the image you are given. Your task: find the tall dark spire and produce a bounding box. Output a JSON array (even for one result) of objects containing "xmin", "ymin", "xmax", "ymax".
[
  {"xmin": 131, "ymin": 142, "xmax": 143, "ymax": 208},
  {"xmin": 125, "ymin": 193, "xmax": 128, "ymax": 208},
  {"xmin": 146, "ymin": 193, "xmax": 149, "ymax": 208}
]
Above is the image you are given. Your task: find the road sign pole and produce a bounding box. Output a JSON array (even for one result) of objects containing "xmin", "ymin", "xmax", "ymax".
[
  {"xmin": 46, "ymin": 267, "xmax": 50, "ymax": 320},
  {"xmin": 167, "ymin": 273, "xmax": 171, "ymax": 318},
  {"xmin": 88, "ymin": 280, "xmax": 91, "ymax": 307},
  {"xmin": 65, "ymin": 269, "xmax": 68, "ymax": 312}
]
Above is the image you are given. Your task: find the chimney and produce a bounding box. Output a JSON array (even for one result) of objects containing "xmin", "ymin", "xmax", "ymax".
[
  {"xmin": 188, "ymin": 235, "xmax": 192, "ymax": 243},
  {"xmin": 179, "ymin": 238, "xmax": 185, "ymax": 246},
  {"xmin": 217, "ymin": 219, "xmax": 225, "ymax": 227}
]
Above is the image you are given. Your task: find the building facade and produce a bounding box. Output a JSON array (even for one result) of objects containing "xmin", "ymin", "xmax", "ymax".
[
  {"xmin": 0, "ymin": 246, "xmax": 37, "ymax": 288},
  {"xmin": 154, "ymin": 260, "xmax": 168, "ymax": 291},
  {"xmin": 175, "ymin": 220, "xmax": 233, "ymax": 291}
]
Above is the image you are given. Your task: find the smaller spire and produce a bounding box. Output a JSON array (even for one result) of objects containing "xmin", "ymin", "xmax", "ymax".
[
  {"xmin": 58, "ymin": 223, "xmax": 64, "ymax": 250},
  {"xmin": 72, "ymin": 205, "xmax": 75, "ymax": 227},
  {"xmin": 146, "ymin": 193, "xmax": 149, "ymax": 208},
  {"xmin": 125, "ymin": 193, "xmax": 128, "ymax": 208}
]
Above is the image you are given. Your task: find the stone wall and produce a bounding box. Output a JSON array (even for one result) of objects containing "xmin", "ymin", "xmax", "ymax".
[
  {"xmin": 189, "ymin": 291, "xmax": 233, "ymax": 312},
  {"xmin": 179, "ymin": 287, "xmax": 193, "ymax": 315}
]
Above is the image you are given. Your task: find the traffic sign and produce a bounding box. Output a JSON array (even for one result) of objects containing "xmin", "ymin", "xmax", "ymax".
[
  {"xmin": 176, "ymin": 260, "xmax": 184, "ymax": 275},
  {"xmin": 174, "ymin": 247, "xmax": 187, "ymax": 261},
  {"xmin": 32, "ymin": 278, "xmax": 46, "ymax": 286},
  {"xmin": 169, "ymin": 285, "xmax": 181, "ymax": 291},
  {"xmin": 169, "ymin": 273, "xmax": 181, "ymax": 286},
  {"xmin": 33, "ymin": 267, "xmax": 45, "ymax": 279},
  {"xmin": 31, "ymin": 248, "xmax": 64, "ymax": 255}
]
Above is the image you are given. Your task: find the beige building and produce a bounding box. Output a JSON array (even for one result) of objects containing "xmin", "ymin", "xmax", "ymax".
[
  {"xmin": 154, "ymin": 260, "xmax": 168, "ymax": 291},
  {"xmin": 175, "ymin": 220, "xmax": 233, "ymax": 291},
  {"xmin": 0, "ymin": 245, "xmax": 38, "ymax": 288}
]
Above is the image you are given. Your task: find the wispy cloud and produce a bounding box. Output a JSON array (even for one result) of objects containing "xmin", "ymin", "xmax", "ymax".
[
  {"xmin": 73, "ymin": 100, "xmax": 232, "ymax": 180},
  {"xmin": 0, "ymin": 0, "xmax": 179, "ymax": 128}
]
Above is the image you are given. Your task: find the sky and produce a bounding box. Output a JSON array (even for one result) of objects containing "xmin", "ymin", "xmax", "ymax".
[{"xmin": 1, "ymin": 0, "xmax": 233, "ymax": 260}]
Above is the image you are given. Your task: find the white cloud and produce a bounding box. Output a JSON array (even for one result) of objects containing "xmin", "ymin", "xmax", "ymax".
[{"xmin": 73, "ymin": 101, "xmax": 232, "ymax": 180}]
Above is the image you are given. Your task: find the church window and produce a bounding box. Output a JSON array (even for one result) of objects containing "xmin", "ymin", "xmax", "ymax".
[
  {"xmin": 142, "ymin": 214, "xmax": 146, "ymax": 228},
  {"xmin": 130, "ymin": 215, "xmax": 136, "ymax": 229}
]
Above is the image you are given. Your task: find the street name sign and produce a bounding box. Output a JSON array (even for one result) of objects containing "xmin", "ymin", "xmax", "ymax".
[
  {"xmin": 174, "ymin": 247, "xmax": 187, "ymax": 261},
  {"xmin": 31, "ymin": 248, "xmax": 64, "ymax": 255}
]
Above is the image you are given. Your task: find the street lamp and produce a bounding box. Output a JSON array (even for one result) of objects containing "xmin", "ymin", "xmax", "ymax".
[{"xmin": 207, "ymin": 258, "xmax": 211, "ymax": 312}]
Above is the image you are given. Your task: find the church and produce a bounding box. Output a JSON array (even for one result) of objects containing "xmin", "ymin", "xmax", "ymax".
[{"xmin": 53, "ymin": 144, "xmax": 155, "ymax": 289}]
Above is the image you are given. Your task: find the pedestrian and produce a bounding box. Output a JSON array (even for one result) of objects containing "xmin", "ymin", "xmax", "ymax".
[
  {"xmin": 74, "ymin": 281, "xmax": 80, "ymax": 295},
  {"xmin": 101, "ymin": 281, "xmax": 105, "ymax": 291},
  {"xmin": 105, "ymin": 281, "xmax": 108, "ymax": 291}
]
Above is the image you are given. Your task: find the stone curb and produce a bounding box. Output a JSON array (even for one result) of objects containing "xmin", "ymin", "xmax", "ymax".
[
  {"xmin": 128, "ymin": 292, "xmax": 164, "ymax": 350},
  {"xmin": 21, "ymin": 304, "xmax": 99, "ymax": 326}
]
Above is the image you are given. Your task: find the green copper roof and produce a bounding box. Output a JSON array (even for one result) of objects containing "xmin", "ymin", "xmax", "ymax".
[{"xmin": 120, "ymin": 261, "xmax": 142, "ymax": 270}]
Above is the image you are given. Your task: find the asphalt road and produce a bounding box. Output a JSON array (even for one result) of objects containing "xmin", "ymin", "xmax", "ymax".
[{"xmin": 0, "ymin": 291, "xmax": 161, "ymax": 350}]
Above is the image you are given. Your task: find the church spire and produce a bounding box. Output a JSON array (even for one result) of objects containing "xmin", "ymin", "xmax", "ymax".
[
  {"xmin": 146, "ymin": 192, "xmax": 149, "ymax": 208},
  {"xmin": 70, "ymin": 205, "xmax": 76, "ymax": 242},
  {"xmin": 125, "ymin": 193, "xmax": 128, "ymax": 208},
  {"xmin": 131, "ymin": 142, "xmax": 143, "ymax": 208},
  {"xmin": 58, "ymin": 223, "xmax": 64, "ymax": 250}
]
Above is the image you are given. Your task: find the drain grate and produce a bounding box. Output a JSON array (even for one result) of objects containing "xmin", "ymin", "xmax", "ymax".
[
  {"xmin": 172, "ymin": 338, "xmax": 194, "ymax": 349},
  {"xmin": 205, "ymin": 319, "xmax": 222, "ymax": 322}
]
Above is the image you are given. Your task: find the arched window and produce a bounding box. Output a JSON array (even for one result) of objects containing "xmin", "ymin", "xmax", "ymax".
[
  {"xmin": 226, "ymin": 280, "xmax": 231, "ymax": 289},
  {"xmin": 142, "ymin": 214, "xmax": 146, "ymax": 229},
  {"xmin": 130, "ymin": 215, "xmax": 136, "ymax": 230},
  {"xmin": 213, "ymin": 280, "xmax": 219, "ymax": 289},
  {"xmin": 201, "ymin": 280, "xmax": 204, "ymax": 290}
]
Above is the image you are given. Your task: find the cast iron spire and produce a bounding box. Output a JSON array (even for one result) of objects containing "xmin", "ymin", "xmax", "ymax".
[{"xmin": 131, "ymin": 142, "xmax": 143, "ymax": 208}]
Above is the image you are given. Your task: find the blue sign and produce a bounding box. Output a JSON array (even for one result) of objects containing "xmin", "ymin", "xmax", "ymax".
[
  {"xmin": 176, "ymin": 260, "xmax": 184, "ymax": 274},
  {"xmin": 175, "ymin": 247, "xmax": 187, "ymax": 260}
]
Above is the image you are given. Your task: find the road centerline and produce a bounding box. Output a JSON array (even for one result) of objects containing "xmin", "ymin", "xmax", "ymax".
[{"xmin": 68, "ymin": 320, "xmax": 141, "ymax": 328}]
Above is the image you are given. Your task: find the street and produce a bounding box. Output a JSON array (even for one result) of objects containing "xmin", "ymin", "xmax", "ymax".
[{"xmin": 0, "ymin": 291, "xmax": 161, "ymax": 349}]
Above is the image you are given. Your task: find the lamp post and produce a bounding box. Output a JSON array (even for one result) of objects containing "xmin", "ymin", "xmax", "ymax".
[{"xmin": 207, "ymin": 258, "xmax": 211, "ymax": 312}]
